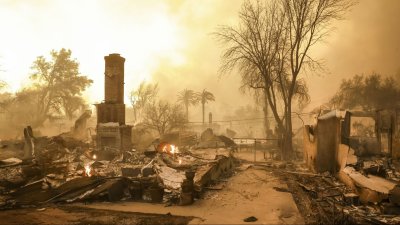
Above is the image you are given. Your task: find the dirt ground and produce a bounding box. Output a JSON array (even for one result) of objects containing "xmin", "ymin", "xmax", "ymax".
[
  {"xmin": 0, "ymin": 205, "xmax": 193, "ymax": 225},
  {"xmin": 79, "ymin": 162, "xmax": 304, "ymax": 224}
]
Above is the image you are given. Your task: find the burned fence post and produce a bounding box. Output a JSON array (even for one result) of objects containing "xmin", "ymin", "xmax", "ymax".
[
  {"xmin": 23, "ymin": 126, "xmax": 35, "ymax": 159},
  {"xmin": 254, "ymin": 138, "xmax": 256, "ymax": 162},
  {"xmin": 263, "ymin": 139, "xmax": 266, "ymax": 159}
]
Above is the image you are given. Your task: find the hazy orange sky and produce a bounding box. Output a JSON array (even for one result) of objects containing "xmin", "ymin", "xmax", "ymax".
[{"xmin": 0, "ymin": 0, "xmax": 399, "ymax": 120}]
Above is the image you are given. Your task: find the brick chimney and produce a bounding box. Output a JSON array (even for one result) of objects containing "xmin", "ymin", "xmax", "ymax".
[{"xmin": 104, "ymin": 53, "xmax": 125, "ymax": 104}]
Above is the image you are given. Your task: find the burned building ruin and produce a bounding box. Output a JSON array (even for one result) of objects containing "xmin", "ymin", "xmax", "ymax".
[{"xmin": 95, "ymin": 53, "xmax": 132, "ymax": 152}]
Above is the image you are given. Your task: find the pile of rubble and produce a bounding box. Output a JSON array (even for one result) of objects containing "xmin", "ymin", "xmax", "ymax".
[
  {"xmin": 301, "ymin": 110, "xmax": 400, "ymax": 224},
  {"xmin": 335, "ymin": 154, "xmax": 400, "ymax": 224},
  {"xmin": 0, "ymin": 129, "xmax": 235, "ymax": 209},
  {"xmin": 254, "ymin": 162, "xmax": 400, "ymax": 225}
]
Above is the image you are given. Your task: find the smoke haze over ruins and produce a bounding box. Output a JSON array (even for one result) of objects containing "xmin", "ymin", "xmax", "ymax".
[{"xmin": 0, "ymin": 0, "xmax": 399, "ymax": 120}]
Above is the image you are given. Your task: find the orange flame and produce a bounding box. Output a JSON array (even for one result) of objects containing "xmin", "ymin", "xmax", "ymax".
[
  {"xmin": 170, "ymin": 145, "xmax": 178, "ymax": 154},
  {"xmin": 84, "ymin": 164, "xmax": 92, "ymax": 177},
  {"xmin": 162, "ymin": 144, "xmax": 179, "ymax": 155}
]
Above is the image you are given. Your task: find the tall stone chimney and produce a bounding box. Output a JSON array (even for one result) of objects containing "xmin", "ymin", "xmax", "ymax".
[
  {"xmin": 96, "ymin": 54, "xmax": 126, "ymax": 125},
  {"xmin": 104, "ymin": 53, "xmax": 125, "ymax": 104},
  {"xmin": 95, "ymin": 53, "xmax": 132, "ymax": 153}
]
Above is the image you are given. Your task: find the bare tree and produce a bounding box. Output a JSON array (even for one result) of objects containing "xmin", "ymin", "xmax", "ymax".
[
  {"xmin": 142, "ymin": 100, "xmax": 187, "ymax": 136},
  {"xmin": 215, "ymin": 0, "xmax": 353, "ymax": 159},
  {"xmin": 129, "ymin": 81, "xmax": 159, "ymax": 123},
  {"xmin": 177, "ymin": 89, "xmax": 199, "ymax": 121}
]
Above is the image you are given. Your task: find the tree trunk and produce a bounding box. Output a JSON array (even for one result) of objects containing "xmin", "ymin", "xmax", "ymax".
[
  {"xmin": 282, "ymin": 102, "xmax": 294, "ymax": 160},
  {"xmin": 202, "ymin": 103, "xmax": 205, "ymax": 124},
  {"xmin": 263, "ymin": 92, "xmax": 270, "ymax": 138},
  {"xmin": 263, "ymin": 86, "xmax": 293, "ymax": 161},
  {"xmin": 186, "ymin": 104, "xmax": 189, "ymax": 122},
  {"xmin": 133, "ymin": 107, "xmax": 137, "ymax": 123}
]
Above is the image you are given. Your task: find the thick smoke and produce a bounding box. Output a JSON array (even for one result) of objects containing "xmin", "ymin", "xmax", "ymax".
[
  {"xmin": 306, "ymin": 0, "xmax": 400, "ymax": 109},
  {"xmin": 151, "ymin": 0, "xmax": 400, "ymax": 118},
  {"xmin": 0, "ymin": 0, "xmax": 399, "ymax": 131}
]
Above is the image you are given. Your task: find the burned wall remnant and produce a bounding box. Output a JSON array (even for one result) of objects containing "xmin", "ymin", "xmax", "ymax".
[
  {"xmin": 72, "ymin": 110, "xmax": 92, "ymax": 140},
  {"xmin": 95, "ymin": 54, "xmax": 132, "ymax": 152},
  {"xmin": 376, "ymin": 109, "xmax": 400, "ymax": 159},
  {"xmin": 303, "ymin": 110, "xmax": 343, "ymax": 173},
  {"xmin": 304, "ymin": 109, "xmax": 400, "ymax": 206},
  {"xmin": 304, "ymin": 110, "xmax": 399, "ymax": 173},
  {"xmin": 303, "ymin": 125, "xmax": 317, "ymax": 172}
]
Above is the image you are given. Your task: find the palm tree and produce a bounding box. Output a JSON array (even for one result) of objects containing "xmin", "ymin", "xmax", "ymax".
[
  {"xmin": 177, "ymin": 89, "xmax": 198, "ymax": 121},
  {"xmin": 197, "ymin": 89, "xmax": 215, "ymax": 124}
]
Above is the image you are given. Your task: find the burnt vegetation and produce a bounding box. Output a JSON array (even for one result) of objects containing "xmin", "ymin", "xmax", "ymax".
[{"xmin": 330, "ymin": 73, "xmax": 400, "ymax": 111}]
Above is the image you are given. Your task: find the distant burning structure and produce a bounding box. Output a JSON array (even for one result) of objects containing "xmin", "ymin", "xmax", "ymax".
[{"xmin": 95, "ymin": 53, "xmax": 132, "ymax": 152}]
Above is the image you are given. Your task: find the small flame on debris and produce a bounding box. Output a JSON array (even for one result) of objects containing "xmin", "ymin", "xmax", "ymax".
[
  {"xmin": 170, "ymin": 145, "xmax": 178, "ymax": 154},
  {"xmin": 92, "ymin": 154, "xmax": 97, "ymax": 160},
  {"xmin": 162, "ymin": 144, "xmax": 179, "ymax": 155},
  {"xmin": 178, "ymin": 159, "xmax": 182, "ymax": 165},
  {"xmin": 84, "ymin": 164, "xmax": 92, "ymax": 177}
]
